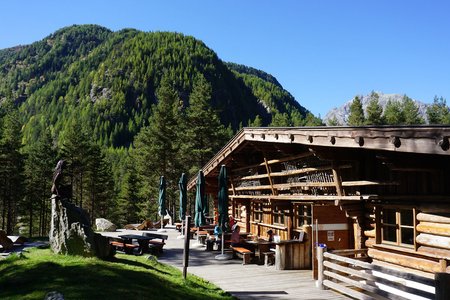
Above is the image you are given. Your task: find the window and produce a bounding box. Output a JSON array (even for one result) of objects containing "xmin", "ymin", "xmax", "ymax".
[
  {"xmin": 295, "ymin": 204, "xmax": 312, "ymax": 228},
  {"xmin": 381, "ymin": 208, "xmax": 415, "ymax": 247},
  {"xmin": 233, "ymin": 203, "xmax": 241, "ymax": 220},
  {"xmin": 273, "ymin": 205, "xmax": 286, "ymax": 226},
  {"xmin": 253, "ymin": 202, "xmax": 263, "ymax": 222}
]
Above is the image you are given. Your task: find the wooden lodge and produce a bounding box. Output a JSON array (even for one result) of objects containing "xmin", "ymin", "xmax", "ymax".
[{"xmin": 188, "ymin": 126, "xmax": 450, "ymax": 299}]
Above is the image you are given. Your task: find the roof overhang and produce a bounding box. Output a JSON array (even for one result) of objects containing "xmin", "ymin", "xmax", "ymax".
[{"xmin": 188, "ymin": 126, "xmax": 450, "ymax": 190}]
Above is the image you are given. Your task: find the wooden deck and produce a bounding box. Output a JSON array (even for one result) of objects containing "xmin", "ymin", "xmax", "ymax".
[{"xmin": 158, "ymin": 227, "xmax": 349, "ymax": 300}]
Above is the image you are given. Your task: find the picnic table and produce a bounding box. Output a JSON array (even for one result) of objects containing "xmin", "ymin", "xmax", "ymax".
[
  {"xmin": 245, "ymin": 239, "xmax": 274, "ymax": 265},
  {"xmin": 116, "ymin": 234, "xmax": 154, "ymax": 255}
]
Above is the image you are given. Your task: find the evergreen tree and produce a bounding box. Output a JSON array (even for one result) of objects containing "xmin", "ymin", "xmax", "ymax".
[
  {"xmin": 115, "ymin": 159, "xmax": 142, "ymax": 225},
  {"xmin": 270, "ymin": 112, "xmax": 290, "ymax": 127},
  {"xmin": 401, "ymin": 95, "xmax": 424, "ymax": 125},
  {"xmin": 0, "ymin": 102, "xmax": 24, "ymax": 234},
  {"xmin": 427, "ymin": 96, "xmax": 450, "ymax": 124},
  {"xmin": 23, "ymin": 129, "xmax": 56, "ymax": 237},
  {"xmin": 303, "ymin": 113, "xmax": 323, "ymax": 126},
  {"xmin": 327, "ymin": 116, "xmax": 341, "ymax": 126},
  {"xmin": 365, "ymin": 91, "xmax": 384, "ymax": 125},
  {"xmin": 248, "ymin": 115, "xmax": 263, "ymax": 127},
  {"xmin": 182, "ymin": 74, "xmax": 228, "ymax": 175},
  {"xmin": 133, "ymin": 75, "xmax": 182, "ymax": 219},
  {"xmin": 383, "ymin": 100, "xmax": 404, "ymax": 125},
  {"xmin": 347, "ymin": 96, "xmax": 365, "ymax": 126}
]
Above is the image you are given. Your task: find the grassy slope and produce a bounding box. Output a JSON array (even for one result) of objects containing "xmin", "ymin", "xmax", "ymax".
[{"xmin": 0, "ymin": 248, "xmax": 234, "ymax": 300}]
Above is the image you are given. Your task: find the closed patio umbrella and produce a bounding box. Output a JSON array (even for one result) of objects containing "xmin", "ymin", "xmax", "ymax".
[
  {"xmin": 194, "ymin": 170, "xmax": 206, "ymax": 227},
  {"xmin": 216, "ymin": 165, "xmax": 232, "ymax": 260},
  {"xmin": 179, "ymin": 173, "xmax": 187, "ymax": 222},
  {"xmin": 217, "ymin": 165, "xmax": 229, "ymax": 231},
  {"xmin": 158, "ymin": 176, "xmax": 166, "ymax": 231},
  {"xmin": 178, "ymin": 173, "xmax": 187, "ymax": 238}
]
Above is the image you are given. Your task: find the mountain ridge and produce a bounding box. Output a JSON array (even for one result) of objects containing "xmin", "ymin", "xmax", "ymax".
[
  {"xmin": 324, "ymin": 92, "xmax": 429, "ymax": 125},
  {"xmin": 0, "ymin": 25, "xmax": 312, "ymax": 147}
]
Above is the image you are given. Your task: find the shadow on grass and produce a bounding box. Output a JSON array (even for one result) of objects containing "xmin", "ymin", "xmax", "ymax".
[{"xmin": 0, "ymin": 252, "xmax": 234, "ymax": 300}]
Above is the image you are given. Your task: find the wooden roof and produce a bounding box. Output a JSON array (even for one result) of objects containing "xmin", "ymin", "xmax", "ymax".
[{"xmin": 188, "ymin": 126, "xmax": 450, "ymax": 191}]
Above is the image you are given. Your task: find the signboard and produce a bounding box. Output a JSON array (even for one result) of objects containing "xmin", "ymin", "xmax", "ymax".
[{"xmin": 327, "ymin": 230, "xmax": 335, "ymax": 241}]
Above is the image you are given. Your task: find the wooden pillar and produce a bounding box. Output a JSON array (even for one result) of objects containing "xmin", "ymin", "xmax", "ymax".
[
  {"xmin": 264, "ymin": 157, "xmax": 277, "ymax": 195},
  {"xmin": 332, "ymin": 161, "xmax": 343, "ymax": 197}
]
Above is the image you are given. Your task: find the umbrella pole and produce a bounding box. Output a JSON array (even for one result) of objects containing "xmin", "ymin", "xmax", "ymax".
[
  {"xmin": 215, "ymin": 231, "xmax": 232, "ymax": 260},
  {"xmin": 158, "ymin": 216, "xmax": 166, "ymax": 232},
  {"xmin": 221, "ymin": 232, "xmax": 224, "ymax": 255}
]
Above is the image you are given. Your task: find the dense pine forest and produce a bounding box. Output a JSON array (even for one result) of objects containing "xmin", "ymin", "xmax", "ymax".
[{"xmin": 0, "ymin": 25, "xmax": 323, "ymax": 236}]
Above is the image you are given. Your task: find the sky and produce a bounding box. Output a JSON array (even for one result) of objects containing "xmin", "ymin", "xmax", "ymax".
[{"xmin": 1, "ymin": 1, "xmax": 449, "ymax": 117}]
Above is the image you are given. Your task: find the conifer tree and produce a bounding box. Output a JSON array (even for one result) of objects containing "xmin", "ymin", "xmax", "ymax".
[
  {"xmin": 347, "ymin": 96, "xmax": 365, "ymax": 126},
  {"xmin": 182, "ymin": 74, "xmax": 228, "ymax": 175},
  {"xmin": 23, "ymin": 128, "xmax": 56, "ymax": 236},
  {"xmin": 383, "ymin": 100, "xmax": 404, "ymax": 125},
  {"xmin": 133, "ymin": 75, "xmax": 182, "ymax": 219},
  {"xmin": 0, "ymin": 102, "xmax": 24, "ymax": 234},
  {"xmin": 401, "ymin": 95, "xmax": 424, "ymax": 125},
  {"xmin": 427, "ymin": 96, "xmax": 450, "ymax": 124},
  {"xmin": 365, "ymin": 92, "xmax": 384, "ymax": 125}
]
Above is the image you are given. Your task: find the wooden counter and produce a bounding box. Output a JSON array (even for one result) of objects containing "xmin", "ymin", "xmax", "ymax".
[{"xmin": 275, "ymin": 240, "xmax": 310, "ymax": 270}]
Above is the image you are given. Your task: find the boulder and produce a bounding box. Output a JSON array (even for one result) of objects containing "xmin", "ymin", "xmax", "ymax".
[
  {"xmin": 95, "ymin": 218, "xmax": 117, "ymax": 232},
  {"xmin": 0, "ymin": 230, "xmax": 13, "ymax": 251},
  {"xmin": 49, "ymin": 195, "xmax": 114, "ymax": 259}
]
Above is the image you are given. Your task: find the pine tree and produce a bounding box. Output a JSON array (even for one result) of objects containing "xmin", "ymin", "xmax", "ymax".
[
  {"xmin": 427, "ymin": 96, "xmax": 450, "ymax": 124},
  {"xmin": 182, "ymin": 75, "xmax": 228, "ymax": 175},
  {"xmin": 0, "ymin": 102, "xmax": 24, "ymax": 234},
  {"xmin": 383, "ymin": 100, "xmax": 404, "ymax": 125},
  {"xmin": 365, "ymin": 92, "xmax": 384, "ymax": 125},
  {"xmin": 133, "ymin": 75, "xmax": 183, "ymax": 219},
  {"xmin": 347, "ymin": 96, "xmax": 365, "ymax": 126},
  {"xmin": 23, "ymin": 129, "xmax": 56, "ymax": 237},
  {"xmin": 248, "ymin": 115, "xmax": 263, "ymax": 127},
  {"xmin": 401, "ymin": 95, "xmax": 424, "ymax": 125}
]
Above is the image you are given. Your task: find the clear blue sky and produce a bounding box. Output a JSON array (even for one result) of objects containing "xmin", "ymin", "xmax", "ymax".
[{"xmin": 1, "ymin": 1, "xmax": 449, "ymax": 117}]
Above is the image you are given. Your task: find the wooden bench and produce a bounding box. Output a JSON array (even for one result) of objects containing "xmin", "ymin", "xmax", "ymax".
[
  {"xmin": 143, "ymin": 233, "xmax": 168, "ymax": 254},
  {"xmin": 231, "ymin": 246, "xmax": 252, "ymax": 265},
  {"xmin": 110, "ymin": 240, "xmax": 139, "ymax": 254},
  {"xmin": 263, "ymin": 251, "xmax": 275, "ymax": 266},
  {"xmin": 196, "ymin": 230, "xmax": 208, "ymax": 244}
]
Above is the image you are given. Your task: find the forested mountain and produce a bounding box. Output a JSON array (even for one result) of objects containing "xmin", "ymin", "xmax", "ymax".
[
  {"xmin": 0, "ymin": 25, "xmax": 313, "ymax": 148},
  {"xmin": 0, "ymin": 25, "xmax": 317, "ymax": 236}
]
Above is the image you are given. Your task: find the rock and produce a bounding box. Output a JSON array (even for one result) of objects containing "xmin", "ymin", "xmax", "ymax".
[
  {"xmin": 44, "ymin": 291, "xmax": 64, "ymax": 300},
  {"xmin": 0, "ymin": 230, "xmax": 13, "ymax": 251},
  {"xmin": 49, "ymin": 196, "xmax": 114, "ymax": 259},
  {"xmin": 95, "ymin": 218, "xmax": 117, "ymax": 232},
  {"xmin": 49, "ymin": 160, "xmax": 114, "ymax": 259}
]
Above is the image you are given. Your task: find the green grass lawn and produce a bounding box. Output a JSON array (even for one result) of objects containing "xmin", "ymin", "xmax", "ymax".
[{"xmin": 0, "ymin": 247, "xmax": 235, "ymax": 300}]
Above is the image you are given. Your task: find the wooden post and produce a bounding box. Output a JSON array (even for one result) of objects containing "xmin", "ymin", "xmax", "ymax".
[
  {"xmin": 263, "ymin": 157, "xmax": 277, "ymax": 196},
  {"xmin": 316, "ymin": 245, "xmax": 327, "ymax": 289},
  {"xmin": 435, "ymin": 272, "xmax": 450, "ymax": 300},
  {"xmin": 182, "ymin": 215, "xmax": 191, "ymax": 279}
]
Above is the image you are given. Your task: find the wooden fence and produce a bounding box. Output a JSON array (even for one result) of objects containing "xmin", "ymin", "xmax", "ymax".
[{"xmin": 316, "ymin": 247, "xmax": 450, "ymax": 300}]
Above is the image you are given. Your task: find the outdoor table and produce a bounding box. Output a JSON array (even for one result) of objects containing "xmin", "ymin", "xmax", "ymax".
[
  {"xmin": 244, "ymin": 239, "xmax": 274, "ymax": 264},
  {"xmin": 118, "ymin": 234, "xmax": 154, "ymax": 254}
]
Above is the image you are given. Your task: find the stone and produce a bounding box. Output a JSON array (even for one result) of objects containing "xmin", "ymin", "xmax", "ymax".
[
  {"xmin": 49, "ymin": 160, "xmax": 114, "ymax": 259},
  {"xmin": 49, "ymin": 196, "xmax": 114, "ymax": 259},
  {"xmin": 0, "ymin": 230, "xmax": 13, "ymax": 251},
  {"xmin": 95, "ymin": 218, "xmax": 117, "ymax": 232},
  {"xmin": 44, "ymin": 291, "xmax": 64, "ymax": 300}
]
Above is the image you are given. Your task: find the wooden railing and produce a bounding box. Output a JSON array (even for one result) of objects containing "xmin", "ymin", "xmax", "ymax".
[{"xmin": 316, "ymin": 248, "xmax": 447, "ymax": 300}]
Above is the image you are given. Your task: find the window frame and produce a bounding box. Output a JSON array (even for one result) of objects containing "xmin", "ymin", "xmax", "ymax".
[
  {"xmin": 380, "ymin": 207, "xmax": 416, "ymax": 249},
  {"xmin": 294, "ymin": 203, "xmax": 312, "ymax": 228}
]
